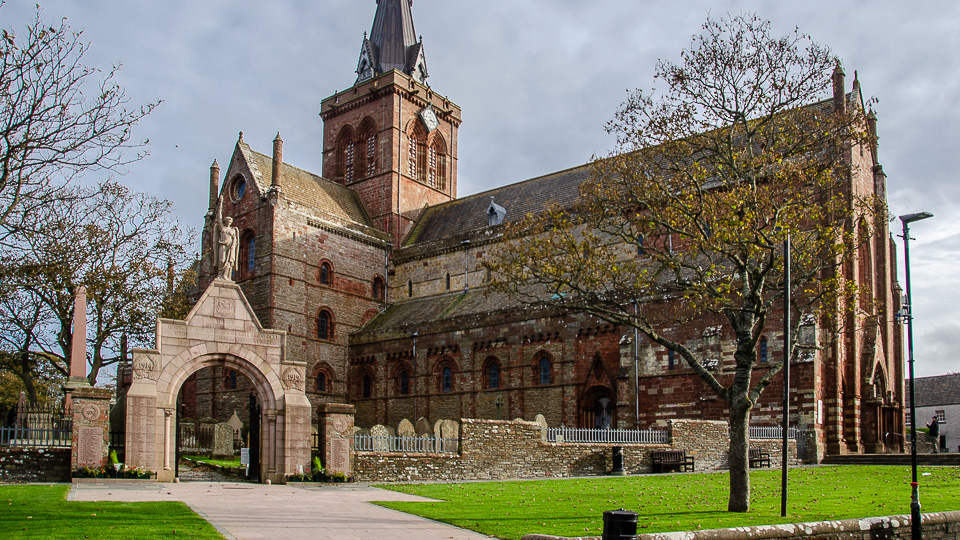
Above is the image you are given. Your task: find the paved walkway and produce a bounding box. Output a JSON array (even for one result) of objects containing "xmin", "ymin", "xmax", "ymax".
[{"xmin": 70, "ymin": 481, "xmax": 492, "ymax": 540}]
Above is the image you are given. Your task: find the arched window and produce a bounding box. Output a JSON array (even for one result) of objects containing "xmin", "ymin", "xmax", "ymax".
[
  {"xmin": 336, "ymin": 127, "xmax": 356, "ymax": 184},
  {"xmin": 317, "ymin": 309, "xmax": 333, "ymax": 341},
  {"xmin": 316, "ymin": 372, "xmax": 327, "ymax": 392},
  {"xmin": 442, "ymin": 366, "xmax": 453, "ymax": 393},
  {"xmin": 408, "ymin": 125, "xmax": 427, "ymax": 182},
  {"xmin": 362, "ymin": 373, "xmax": 372, "ymax": 399},
  {"xmin": 372, "ymin": 277, "xmax": 385, "ymax": 301},
  {"xmin": 537, "ymin": 354, "xmax": 552, "ymax": 385},
  {"xmin": 407, "ymin": 279, "xmax": 413, "ymax": 297},
  {"xmin": 227, "ymin": 369, "xmax": 238, "ymax": 390},
  {"xmin": 399, "ymin": 369, "xmax": 410, "ymax": 396},
  {"xmin": 240, "ymin": 230, "xmax": 256, "ymax": 276},
  {"xmin": 246, "ymin": 234, "xmax": 256, "ymax": 273},
  {"xmin": 485, "ymin": 357, "xmax": 501, "ymax": 389},
  {"xmin": 759, "ymin": 337, "xmax": 768, "ymax": 363},
  {"xmin": 445, "ymin": 273, "xmax": 451, "ymax": 291},
  {"xmin": 637, "ymin": 234, "xmax": 645, "ymax": 256},
  {"xmin": 428, "ymin": 138, "xmax": 446, "ymax": 190},
  {"xmin": 668, "ymin": 349, "xmax": 676, "ymax": 370},
  {"xmin": 319, "ymin": 261, "xmax": 332, "ymax": 286}
]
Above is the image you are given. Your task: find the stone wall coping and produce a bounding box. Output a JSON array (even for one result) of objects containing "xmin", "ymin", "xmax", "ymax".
[
  {"xmin": 354, "ymin": 451, "xmax": 458, "ymax": 458},
  {"xmin": 318, "ymin": 403, "xmax": 356, "ymax": 415},
  {"xmin": 520, "ymin": 511, "xmax": 960, "ymax": 540},
  {"xmin": 461, "ymin": 418, "xmax": 541, "ymax": 426},
  {"xmin": 70, "ymin": 387, "xmax": 113, "ymax": 399}
]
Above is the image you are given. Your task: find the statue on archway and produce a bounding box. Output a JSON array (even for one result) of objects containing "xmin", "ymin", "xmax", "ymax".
[{"xmin": 214, "ymin": 197, "xmax": 239, "ymax": 281}]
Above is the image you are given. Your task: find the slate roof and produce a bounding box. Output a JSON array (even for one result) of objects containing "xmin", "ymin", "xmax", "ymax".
[
  {"xmin": 404, "ymin": 163, "xmax": 592, "ymax": 246},
  {"xmin": 368, "ymin": 0, "xmax": 422, "ymax": 76},
  {"xmin": 351, "ymin": 287, "xmax": 559, "ymax": 344},
  {"xmin": 907, "ymin": 373, "xmax": 960, "ymax": 408},
  {"xmin": 247, "ymin": 149, "xmax": 374, "ymax": 228}
]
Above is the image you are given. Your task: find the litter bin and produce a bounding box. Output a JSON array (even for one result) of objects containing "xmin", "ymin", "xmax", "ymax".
[
  {"xmin": 610, "ymin": 446, "xmax": 625, "ymax": 475},
  {"xmin": 602, "ymin": 508, "xmax": 638, "ymax": 540}
]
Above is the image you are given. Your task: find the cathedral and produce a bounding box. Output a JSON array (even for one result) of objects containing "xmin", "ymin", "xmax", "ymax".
[{"xmin": 187, "ymin": 0, "xmax": 905, "ymax": 460}]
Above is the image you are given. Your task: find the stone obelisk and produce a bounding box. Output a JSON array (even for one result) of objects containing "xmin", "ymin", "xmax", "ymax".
[{"xmin": 64, "ymin": 286, "xmax": 90, "ymax": 409}]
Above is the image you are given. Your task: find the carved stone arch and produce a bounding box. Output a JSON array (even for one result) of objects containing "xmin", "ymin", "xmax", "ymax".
[
  {"xmin": 392, "ymin": 360, "xmax": 414, "ymax": 396},
  {"xmin": 311, "ymin": 362, "xmax": 335, "ymax": 394},
  {"xmin": 532, "ymin": 350, "xmax": 553, "ymax": 385},
  {"xmin": 124, "ymin": 280, "xmax": 311, "ymax": 484},
  {"xmin": 576, "ymin": 352, "xmax": 617, "ymax": 428},
  {"xmin": 360, "ymin": 308, "xmax": 380, "ymax": 327},
  {"xmin": 482, "ymin": 355, "xmax": 502, "ymax": 390},
  {"xmin": 857, "ymin": 218, "xmax": 874, "ymax": 312}
]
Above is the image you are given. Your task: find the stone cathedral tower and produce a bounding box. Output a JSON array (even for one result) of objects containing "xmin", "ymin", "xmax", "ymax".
[{"xmin": 320, "ymin": 0, "xmax": 461, "ymax": 245}]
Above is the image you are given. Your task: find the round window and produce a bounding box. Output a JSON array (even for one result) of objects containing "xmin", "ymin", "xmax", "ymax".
[{"xmin": 232, "ymin": 178, "xmax": 246, "ymax": 201}]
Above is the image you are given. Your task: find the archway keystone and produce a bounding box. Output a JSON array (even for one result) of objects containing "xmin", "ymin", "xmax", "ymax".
[{"xmin": 125, "ymin": 279, "xmax": 311, "ymax": 483}]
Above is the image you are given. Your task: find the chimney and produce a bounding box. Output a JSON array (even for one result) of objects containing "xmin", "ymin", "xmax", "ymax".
[
  {"xmin": 832, "ymin": 63, "xmax": 846, "ymax": 115},
  {"xmin": 208, "ymin": 159, "xmax": 220, "ymax": 213},
  {"xmin": 272, "ymin": 133, "xmax": 283, "ymax": 187}
]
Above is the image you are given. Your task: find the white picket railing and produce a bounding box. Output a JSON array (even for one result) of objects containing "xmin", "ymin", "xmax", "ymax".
[
  {"xmin": 544, "ymin": 426, "xmax": 669, "ymax": 444},
  {"xmin": 749, "ymin": 425, "xmax": 799, "ymax": 440},
  {"xmin": 354, "ymin": 434, "xmax": 459, "ymax": 453}
]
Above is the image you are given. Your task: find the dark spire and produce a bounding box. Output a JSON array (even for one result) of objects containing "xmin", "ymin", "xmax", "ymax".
[{"xmin": 357, "ymin": 0, "xmax": 428, "ymax": 85}]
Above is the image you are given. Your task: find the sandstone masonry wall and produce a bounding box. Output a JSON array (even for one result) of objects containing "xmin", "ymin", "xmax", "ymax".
[
  {"xmin": 0, "ymin": 448, "xmax": 71, "ymax": 483},
  {"xmin": 353, "ymin": 418, "xmax": 797, "ymax": 483}
]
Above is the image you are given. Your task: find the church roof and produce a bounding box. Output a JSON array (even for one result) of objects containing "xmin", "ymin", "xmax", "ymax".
[
  {"xmin": 358, "ymin": 0, "xmax": 428, "ymax": 84},
  {"xmin": 404, "ymin": 163, "xmax": 592, "ymax": 247},
  {"xmin": 247, "ymin": 149, "xmax": 375, "ymax": 228},
  {"xmin": 907, "ymin": 373, "xmax": 960, "ymax": 408}
]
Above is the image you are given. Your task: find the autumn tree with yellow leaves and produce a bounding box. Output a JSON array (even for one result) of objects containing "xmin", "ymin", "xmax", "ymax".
[{"xmin": 487, "ymin": 14, "xmax": 881, "ymax": 512}]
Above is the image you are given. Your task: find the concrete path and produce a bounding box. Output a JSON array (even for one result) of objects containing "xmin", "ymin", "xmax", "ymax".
[{"xmin": 70, "ymin": 481, "xmax": 493, "ymax": 539}]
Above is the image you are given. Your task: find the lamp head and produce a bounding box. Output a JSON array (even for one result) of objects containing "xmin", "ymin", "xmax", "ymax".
[{"xmin": 900, "ymin": 211, "xmax": 933, "ymax": 224}]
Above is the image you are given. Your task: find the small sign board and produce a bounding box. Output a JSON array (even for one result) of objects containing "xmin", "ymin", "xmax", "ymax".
[{"xmin": 240, "ymin": 448, "xmax": 250, "ymax": 466}]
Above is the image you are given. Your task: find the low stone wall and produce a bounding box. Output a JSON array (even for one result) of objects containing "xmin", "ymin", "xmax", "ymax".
[
  {"xmin": 0, "ymin": 447, "xmax": 71, "ymax": 483},
  {"xmin": 353, "ymin": 418, "xmax": 797, "ymax": 483},
  {"xmin": 522, "ymin": 511, "xmax": 960, "ymax": 540}
]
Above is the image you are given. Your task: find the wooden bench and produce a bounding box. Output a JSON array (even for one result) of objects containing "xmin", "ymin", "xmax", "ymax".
[
  {"xmin": 749, "ymin": 448, "xmax": 771, "ymax": 468},
  {"xmin": 651, "ymin": 450, "xmax": 695, "ymax": 473}
]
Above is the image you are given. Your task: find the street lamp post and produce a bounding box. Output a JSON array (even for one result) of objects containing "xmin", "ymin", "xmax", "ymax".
[{"xmin": 900, "ymin": 211, "xmax": 933, "ymax": 540}]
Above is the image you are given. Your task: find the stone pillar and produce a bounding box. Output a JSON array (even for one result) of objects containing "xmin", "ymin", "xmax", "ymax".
[
  {"xmin": 70, "ymin": 387, "xmax": 113, "ymax": 472},
  {"xmin": 317, "ymin": 403, "xmax": 355, "ymax": 476}
]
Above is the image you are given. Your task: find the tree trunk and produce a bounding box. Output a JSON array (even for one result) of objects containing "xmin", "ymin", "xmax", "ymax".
[{"xmin": 727, "ymin": 399, "xmax": 752, "ymax": 512}]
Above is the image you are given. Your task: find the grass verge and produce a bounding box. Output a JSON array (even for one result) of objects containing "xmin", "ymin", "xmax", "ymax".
[
  {"xmin": 182, "ymin": 455, "xmax": 242, "ymax": 468},
  {"xmin": 0, "ymin": 485, "xmax": 223, "ymax": 539},
  {"xmin": 375, "ymin": 465, "xmax": 960, "ymax": 540}
]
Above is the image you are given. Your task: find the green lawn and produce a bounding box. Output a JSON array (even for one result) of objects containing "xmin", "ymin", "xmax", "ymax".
[
  {"xmin": 0, "ymin": 485, "xmax": 223, "ymax": 539},
  {"xmin": 376, "ymin": 466, "xmax": 960, "ymax": 540},
  {"xmin": 182, "ymin": 455, "xmax": 242, "ymax": 468}
]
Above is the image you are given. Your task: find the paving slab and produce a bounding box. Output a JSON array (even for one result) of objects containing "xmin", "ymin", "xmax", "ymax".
[{"xmin": 70, "ymin": 482, "xmax": 492, "ymax": 540}]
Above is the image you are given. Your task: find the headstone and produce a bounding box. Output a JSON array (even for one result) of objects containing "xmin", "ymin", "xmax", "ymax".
[
  {"xmin": 534, "ymin": 414, "xmax": 548, "ymax": 441},
  {"xmin": 440, "ymin": 419, "xmax": 459, "ymax": 452},
  {"xmin": 386, "ymin": 425, "xmax": 396, "ymax": 438},
  {"xmin": 212, "ymin": 422, "xmax": 235, "ymax": 458},
  {"xmin": 227, "ymin": 411, "xmax": 243, "ymax": 435},
  {"xmin": 397, "ymin": 419, "xmax": 415, "ymax": 437},
  {"xmin": 370, "ymin": 424, "xmax": 389, "ymax": 451},
  {"xmin": 415, "ymin": 417, "xmax": 432, "ymax": 436},
  {"xmin": 434, "ymin": 420, "xmax": 443, "ymax": 441}
]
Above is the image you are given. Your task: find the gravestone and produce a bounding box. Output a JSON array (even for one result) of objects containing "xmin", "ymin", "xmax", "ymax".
[
  {"xmin": 212, "ymin": 422, "xmax": 235, "ymax": 458},
  {"xmin": 415, "ymin": 417, "xmax": 432, "ymax": 436},
  {"xmin": 534, "ymin": 414, "xmax": 548, "ymax": 441},
  {"xmin": 440, "ymin": 420, "xmax": 459, "ymax": 452},
  {"xmin": 397, "ymin": 419, "xmax": 415, "ymax": 437},
  {"xmin": 433, "ymin": 420, "xmax": 443, "ymax": 441},
  {"xmin": 370, "ymin": 424, "xmax": 389, "ymax": 451},
  {"xmin": 227, "ymin": 411, "xmax": 243, "ymax": 436}
]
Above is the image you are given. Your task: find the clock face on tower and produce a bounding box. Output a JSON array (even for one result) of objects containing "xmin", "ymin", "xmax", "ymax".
[{"xmin": 419, "ymin": 106, "xmax": 439, "ymax": 132}]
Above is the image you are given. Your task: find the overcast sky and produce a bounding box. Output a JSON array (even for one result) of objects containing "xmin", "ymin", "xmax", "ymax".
[{"xmin": 5, "ymin": 1, "xmax": 959, "ymax": 377}]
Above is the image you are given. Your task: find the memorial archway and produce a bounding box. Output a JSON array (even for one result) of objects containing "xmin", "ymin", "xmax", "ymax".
[{"xmin": 124, "ymin": 280, "xmax": 312, "ymax": 483}]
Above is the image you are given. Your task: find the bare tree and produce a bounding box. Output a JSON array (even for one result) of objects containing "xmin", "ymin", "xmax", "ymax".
[
  {"xmin": 0, "ymin": 3, "xmax": 158, "ymax": 241},
  {"xmin": 486, "ymin": 14, "xmax": 881, "ymax": 512},
  {"xmin": 1, "ymin": 181, "xmax": 193, "ymax": 386}
]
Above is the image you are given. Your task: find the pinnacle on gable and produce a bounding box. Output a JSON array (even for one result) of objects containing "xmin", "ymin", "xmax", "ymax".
[{"xmin": 357, "ymin": 0, "xmax": 428, "ymax": 85}]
